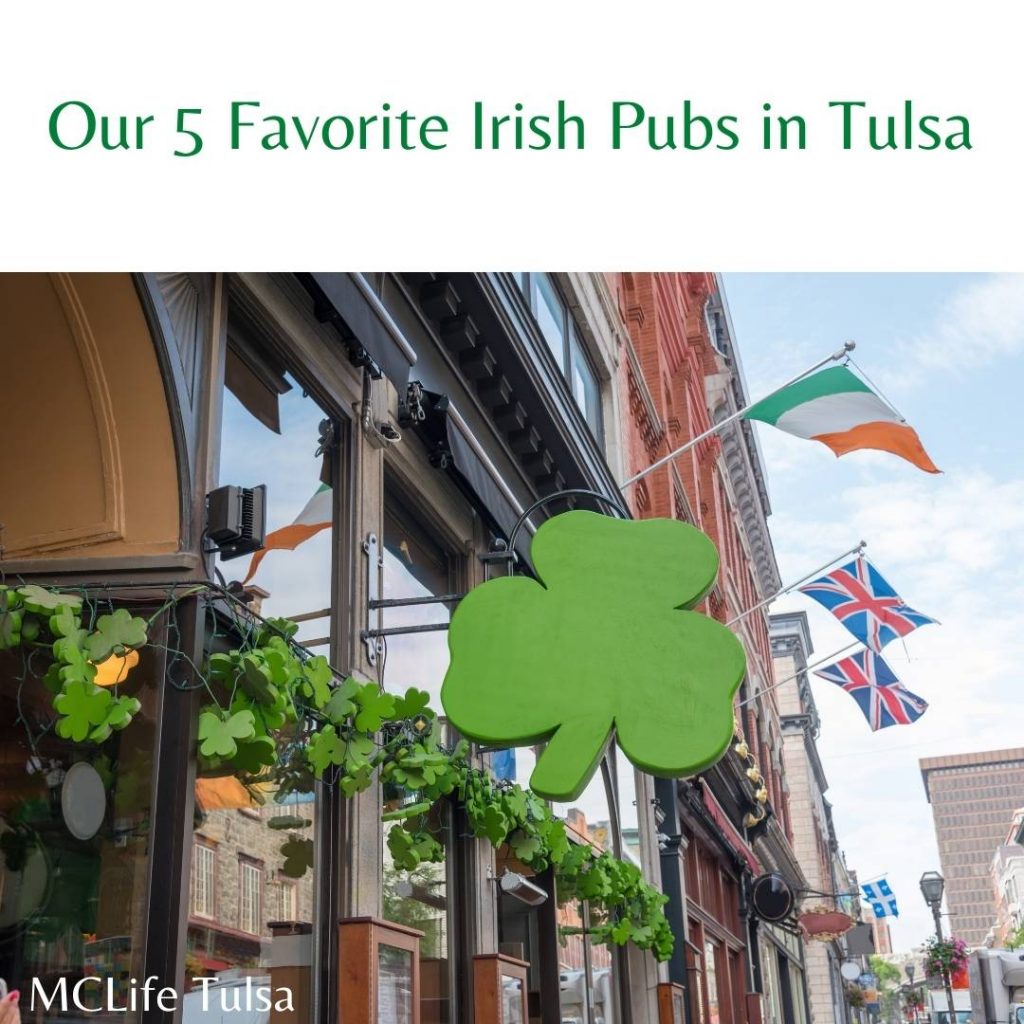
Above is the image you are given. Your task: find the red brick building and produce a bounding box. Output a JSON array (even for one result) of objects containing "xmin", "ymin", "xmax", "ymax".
[{"xmin": 609, "ymin": 272, "xmax": 809, "ymax": 1024}]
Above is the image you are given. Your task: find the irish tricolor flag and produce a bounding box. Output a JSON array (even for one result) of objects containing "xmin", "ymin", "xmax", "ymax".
[
  {"xmin": 243, "ymin": 484, "xmax": 332, "ymax": 583},
  {"xmin": 743, "ymin": 366, "xmax": 938, "ymax": 473}
]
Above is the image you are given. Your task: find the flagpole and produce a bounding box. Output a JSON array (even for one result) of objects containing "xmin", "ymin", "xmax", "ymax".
[
  {"xmin": 736, "ymin": 640, "xmax": 861, "ymax": 708},
  {"xmin": 725, "ymin": 540, "xmax": 867, "ymax": 628},
  {"xmin": 620, "ymin": 340, "xmax": 856, "ymax": 491}
]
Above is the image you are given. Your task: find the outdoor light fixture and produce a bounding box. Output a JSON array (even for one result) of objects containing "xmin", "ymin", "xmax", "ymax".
[
  {"xmin": 498, "ymin": 871, "xmax": 548, "ymax": 907},
  {"xmin": 205, "ymin": 484, "xmax": 267, "ymax": 559},
  {"xmin": 919, "ymin": 870, "xmax": 945, "ymax": 908}
]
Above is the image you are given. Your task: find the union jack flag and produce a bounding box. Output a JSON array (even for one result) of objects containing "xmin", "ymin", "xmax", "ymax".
[
  {"xmin": 814, "ymin": 650, "xmax": 929, "ymax": 731},
  {"xmin": 799, "ymin": 557, "xmax": 936, "ymax": 653}
]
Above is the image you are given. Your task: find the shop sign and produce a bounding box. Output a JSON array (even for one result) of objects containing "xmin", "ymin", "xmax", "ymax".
[
  {"xmin": 441, "ymin": 511, "xmax": 747, "ymax": 800},
  {"xmin": 798, "ymin": 906, "xmax": 856, "ymax": 941}
]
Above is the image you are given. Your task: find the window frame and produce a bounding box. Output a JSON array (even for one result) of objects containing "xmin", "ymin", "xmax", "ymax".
[
  {"xmin": 238, "ymin": 856, "xmax": 264, "ymax": 936},
  {"xmin": 380, "ymin": 472, "xmax": 475, "ymax": 1024},
  {"xmin": 191, "ymin": 839, "xmax": 218, "ymax": 920},
  {"xmin": 513, "ymin": 272, "xmax": 605, "ymax": 442}
]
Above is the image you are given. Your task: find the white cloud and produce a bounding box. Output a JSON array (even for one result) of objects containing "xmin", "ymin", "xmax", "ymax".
[{"xmin": 901, "ymin": 274, "xmax": 1024, "ymax": 374}]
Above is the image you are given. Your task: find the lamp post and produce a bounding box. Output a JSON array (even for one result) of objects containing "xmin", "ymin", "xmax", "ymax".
[
  {"xmin": 905, "ymin": 964, "xmax": 918, "ymax": 1024},
  {"xmin": 920, "ymin": 871, "xmax": 957, "ymax": 1024}
]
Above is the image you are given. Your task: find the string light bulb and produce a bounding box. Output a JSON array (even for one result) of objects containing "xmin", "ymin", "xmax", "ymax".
[
  {"xmin": 734, "ymin": 741, "xmax": 750, "ymax": 759},
  {"xmin": 745, "ymin": 767, "xmax": 763, "ymax": 785},
  {"xmin": 93, "ymin": 649, "xmax": 140, "ymax": 687},
  {"xmin": 755, "ymin": 787, "xmax": 768, "ymax": 804}
]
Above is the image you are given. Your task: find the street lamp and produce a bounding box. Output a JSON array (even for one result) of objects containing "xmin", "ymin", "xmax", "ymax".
[
  {"xmin": 919, "ymin": 871, "xmax": 957, "ymax": 1024},
  {"xmin": 905, "ymin": 965, "xmax": 918, "ymax": 1024}
]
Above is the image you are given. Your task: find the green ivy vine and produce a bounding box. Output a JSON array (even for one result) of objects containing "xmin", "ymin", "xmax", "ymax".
[{"xmin": 0, "ymin": 584, "xmax": 673, "ymax": 963}]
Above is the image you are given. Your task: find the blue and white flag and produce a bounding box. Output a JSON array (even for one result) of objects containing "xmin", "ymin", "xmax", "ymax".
[{"xmin": 861, "ymin": 877, "xmax": 899, "ymax": 918}]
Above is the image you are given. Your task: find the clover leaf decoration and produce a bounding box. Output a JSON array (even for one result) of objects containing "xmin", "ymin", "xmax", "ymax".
[
  {"xmin": 54, "ymin": 681, "xmax": 113, "ymax": 742},
  {"xmin": 86, "ymin": 608, "xmax": 148, "ymax": 663},
  {"xmin": 441, "ymin": 511, "xmax": 746, "ymax": 801},
  {"xmin": 351, "ymin": 683, "xmax": 396, "ymax": 733},
  {"xmin": 198, "ymin": 709, "xmax": 257, "ymax": 759},
  {"xmin": 280, "ymin": 836, "xmax": 314, "ymax": 879},
  {"xmin": 299, "ymin": 656, "xmax": 333, "ymax": 708},
  {"xmin": 18, "ymin": 585, "xmax": 82, "ymax": 615}
]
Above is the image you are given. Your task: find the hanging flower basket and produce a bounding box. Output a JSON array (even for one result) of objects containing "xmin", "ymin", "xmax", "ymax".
[{"xmin": 923, "ymin": 937, "xmax": 968, "ymax": 979}]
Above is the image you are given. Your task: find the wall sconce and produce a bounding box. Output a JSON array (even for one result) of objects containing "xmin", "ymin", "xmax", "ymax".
[{"xmin": 499, "ymin": 871, "xmax": 548, "ymax": 907}]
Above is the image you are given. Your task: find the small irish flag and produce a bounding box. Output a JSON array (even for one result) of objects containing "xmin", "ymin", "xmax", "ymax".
[
  {"xmin": 743, "ymin": 366, "xmax": 939, "ymax": 473},
  {"xmin": 243, "ymin": 484, "xmax": 332, "ymax": 583}
]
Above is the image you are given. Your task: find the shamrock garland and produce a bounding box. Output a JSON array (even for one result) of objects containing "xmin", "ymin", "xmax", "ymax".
[
  {"xmin": 0, "ymin": 584, "xmax": 673, "ymax": 963},
  {"xmin": 0, "ymin": 584, "xmax": 146, "ymax": 743},
  {"xmin": 297, "ymin": 675, "xmax": 673, "ymax": 962}
]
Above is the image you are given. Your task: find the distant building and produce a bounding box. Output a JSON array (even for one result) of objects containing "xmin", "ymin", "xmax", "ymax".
[
  {"xmin": 862, "ymin": 905, "xmax": 892, "ymax": 955},
  {"xmin": 919, "ymin": 748, "xmax": 1024, "ymax": 947},
  {"xmin": 989, "ymin": 808, "xmax": 1024, "ymax": 947}
]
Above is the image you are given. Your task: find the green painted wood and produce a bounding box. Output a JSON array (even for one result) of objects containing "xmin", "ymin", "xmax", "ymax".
[{"xmin": 441, "ymin": 510, "xmax": 747, "ymax": 801}]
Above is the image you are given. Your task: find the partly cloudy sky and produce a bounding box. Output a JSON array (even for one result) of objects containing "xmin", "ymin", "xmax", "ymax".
[{"xmin": 724, "ymin": 273, "xmax": 1024, "ymax": 951}]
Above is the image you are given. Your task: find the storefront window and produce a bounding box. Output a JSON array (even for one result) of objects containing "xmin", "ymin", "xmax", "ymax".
[
  {"xmin": 704, "ymin": 939, "xmax": 721, "ymax": 1024},
  {"xmin": 552, "ymin": 757, "xmax": 623, "ymax": 1024},
  {"xmin": 381, "ymin": 488, "xmax": 460, "ymax": 1024},
  {"xmin": 179, "ymin": 355, "xmax": 333, "ymax": 1010},
  {"xmin": 761, "ymin": 941, "xmax": 783, "ymax": 1024},
  {"xmin": 0, "ymin": 635, "xmax": 160, "ymax": 1024}
]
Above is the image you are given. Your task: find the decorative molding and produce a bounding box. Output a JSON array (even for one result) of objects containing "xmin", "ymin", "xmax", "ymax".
[
  {"xmin": 5, "ymin": 274, "xmax": 125, "ymax": 556},
  {"xmin": 155, "ymin": 272, "xmax": 202, "ymax": 404}
]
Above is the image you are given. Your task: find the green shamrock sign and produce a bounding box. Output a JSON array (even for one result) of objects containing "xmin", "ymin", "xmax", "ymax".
[{"xmin": 441, "ymin": 511, "xmax": 746, "ymax": 800}]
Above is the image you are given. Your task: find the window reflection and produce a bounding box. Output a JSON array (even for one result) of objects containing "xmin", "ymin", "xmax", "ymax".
[
  {"xmin": 510, "ymin": 274, "xmax": 603, "ymax": 443},
  {"xmin": 180, "ymin": 360, "xmax": 331, "ymax": 1014},
  {"xmin": 381, "ymin": 491, "xmax": 458, "ymax": 1024},
  {"xmin": 553, "ymin": 756, "xmax": 621, "ymax": 1024},
  {"xmin": 0, "ymin": 638, "xmax": 159, "ymax": 1024}
]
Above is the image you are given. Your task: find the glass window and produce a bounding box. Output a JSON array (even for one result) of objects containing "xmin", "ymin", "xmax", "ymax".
[
  {"xmin": 381, "ymin": 487, "xmax": 461, "ymax": 1024},
  {"xmin": 569, "ymin": 330, "xmax": 603, "ymax": 439},
  {"xmin": 278, "ymin": 877, "xmax": 298, "ymax": 921},
  {"xmin": 192, "ymin": 841, "xmax": 216, "ymax": 918},
  {"xmin": 552, "ymin": 757, "xmax": 623, "ymax": 1024},
  {"xmin": 380, "ymin": 497, "xmax": 454, "ymax": 708},
  {"xmin": 180, "ymin": 352, "xmax": 332, "ymax": 1006},
  {"xmin": 238, "ymin": 859, "xmax": 263, "ymax": 934},
  {"xmin": 0, "ymin": 630, "xmax": 160, "ymax": 1024},
  {"xmin": 511, "ymin": 273, "xmax": 603, "ymax": 444},
  {"xmin": 532, "ymin": 274, "xmax": 568, "ymax": 363},
  {"xmin": 705, "ymin": 939, "xmax": 720, "ymax": 1024}
]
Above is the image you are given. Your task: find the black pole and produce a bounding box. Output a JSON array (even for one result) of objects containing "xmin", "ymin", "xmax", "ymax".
[{"xmin": 930, "ymin": 904, "xmax": 957, "ymax": 1024}]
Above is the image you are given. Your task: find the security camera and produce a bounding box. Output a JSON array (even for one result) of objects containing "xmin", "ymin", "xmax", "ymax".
[{"xmin": 499, "ymin": 871, "xmax": 548, "ymax": 907}]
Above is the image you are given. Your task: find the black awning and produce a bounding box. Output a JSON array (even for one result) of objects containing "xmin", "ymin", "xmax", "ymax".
[
  {"xmin": 445, "ymin": 413, "xmax": 521, "ymax": 543},
  {"xmin": 305, "ymin": 272, "xmax": 416, "ymax": 389},
  {"xmin": 412, "ymin": 389, "xmax": 524, "ymax": 552}
]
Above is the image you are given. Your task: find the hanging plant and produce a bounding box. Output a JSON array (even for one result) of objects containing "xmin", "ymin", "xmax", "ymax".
[
  {"xmin": 923, "ymin": 936, "xmax": 968, "ymax": 978},
  {"xmin": 0, "ymin": 584, "xmax": 148, "ymax": 743}
]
